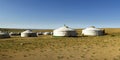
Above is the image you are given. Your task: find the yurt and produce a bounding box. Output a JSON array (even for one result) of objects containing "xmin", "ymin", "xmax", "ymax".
[
  {"xmin": 50, "ymin": 32, "xmax": 53, "ymax": 35},
  {"xmin": 0, "ymin": 31, "xmax": 10, "ymax": 38},
  {"xmin": 82, "ymin": 26, "xmax": 105, "ymax": 36},
  {"xmin": 9, "ymin": 32, "xmax": 20, "ymax": 36},
  {"xmin": 53, "ymin": 25, "xmax": 77, "ymax": 37},
  {"xmin": 37, "ymin": 32, "xmax": 43, "ymax": 35},
  {"xmin": 43, "ymin": 32, "xmax": 51, "ymax": 35},
  {"xmin": 21, "ymin": 30, "xmax": 37, "ymax": 37}
]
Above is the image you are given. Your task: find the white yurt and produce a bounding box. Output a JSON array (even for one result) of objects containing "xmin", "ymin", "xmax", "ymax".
[
  {"xmin": 37, "ymin": 32, "xmax": 43, "ymax": 35},
  {"xmin": 21, "ymin": 30, "xmax": 37, "ymax": 37},
  {"xmin": 82, "ymin": 26, "xmax": 105, "ymax": 36},
  {"xmin": 43, "ymin": 32, "xmax": 51, "ymax": 35},
  {"xmin": 0, "ymin": 31, "xmax": 10, "ymax": 38},
  {"xmin": 50, "ymin": 32, "xmax": 53, "ymax": 35},
  {"xmin": 53, "ymin": 25, "xmax": 77, "ymax": 37},
  {"xmin": 9, "ymin": 32, "xmax": 20, "ymax": 36}
]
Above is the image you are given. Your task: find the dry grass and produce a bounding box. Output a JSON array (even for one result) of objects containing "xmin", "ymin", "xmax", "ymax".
[{"xmin": 0, "ymin": 28, "xmax": 120, "ymax": 60}]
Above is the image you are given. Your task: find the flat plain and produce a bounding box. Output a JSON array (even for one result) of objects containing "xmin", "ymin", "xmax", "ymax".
[{"xmin": 0, "ymin": 28, "xmax": 120, "ymax": 60}]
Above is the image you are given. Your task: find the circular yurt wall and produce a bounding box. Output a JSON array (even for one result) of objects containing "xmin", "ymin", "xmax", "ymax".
[
  {"xmin": 53, "ymin": 25, "xmax": 77, "ymax": 37},
  {"xmin": 21, "ymin": 33, "xmax": 37, "ymax": 37},
  {"xmin": 37, "ymin": 32, "xmax": 43, "ymax": 35},
  {"xmin": 82, "ymin": 26, "xmax": 105, "ymax": 36},
  {"xmin": 0, "ymin": 32, "xmax": 10, "ymax": 38},
  {"xmin": 53, "ymin": 31, "xmax": 67, "ymax": 36},
  {"xmin": 21, "ymin": 30, "xmax": 37, "ymax": 37}
]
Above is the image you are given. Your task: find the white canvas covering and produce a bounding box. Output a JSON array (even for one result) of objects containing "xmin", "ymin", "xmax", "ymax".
[
  {"xmin": 21, "ymin": 30, "xmax": 37, "ymax": 37},
  {"xmin": 53, "ymin": 25, "xmax": 77, "ymax": 37},
  {"xmin": 82, "ymin": 26, "xmax": 104, "ymax": 36}
]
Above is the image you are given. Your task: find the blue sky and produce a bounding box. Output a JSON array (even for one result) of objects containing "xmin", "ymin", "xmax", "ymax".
[{"xmin": 0, "ymin": 0, "xmax": 120, "ymax": 29}]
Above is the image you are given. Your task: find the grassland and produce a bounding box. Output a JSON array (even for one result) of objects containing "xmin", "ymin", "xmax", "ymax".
[{"xmin": 0, "ymin": 28, "xmax": 120, "ymax": 60}]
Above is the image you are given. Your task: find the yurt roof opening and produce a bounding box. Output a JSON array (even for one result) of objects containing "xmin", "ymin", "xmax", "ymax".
[
  {"xmin": 53, "ymin": 25, "xmax": 78, "ymax": 37},
  {"xmin": 21, "ymin": 30, "xmax": 37, "ymax": 37},
  {"xmin": 82, "ymin": 26, "xmax": 105, "ymax": 36}
]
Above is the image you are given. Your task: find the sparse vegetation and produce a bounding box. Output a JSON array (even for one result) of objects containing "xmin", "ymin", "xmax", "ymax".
[{"xmin": 0, "ymin": 28, "xmax": 120, "ymax": 60}]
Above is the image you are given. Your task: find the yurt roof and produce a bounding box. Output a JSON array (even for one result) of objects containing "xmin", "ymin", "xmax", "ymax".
[
  {"xmin": 21, "ymin": 30, "xmax": 33, "ymax": 33},
  {"xmin": 54, "ymin": 25, "xmax": 75, "ymax": 32},
  {"xmin": 83, "ymin": 26, "xmax": 101, "ymax": 31}
]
